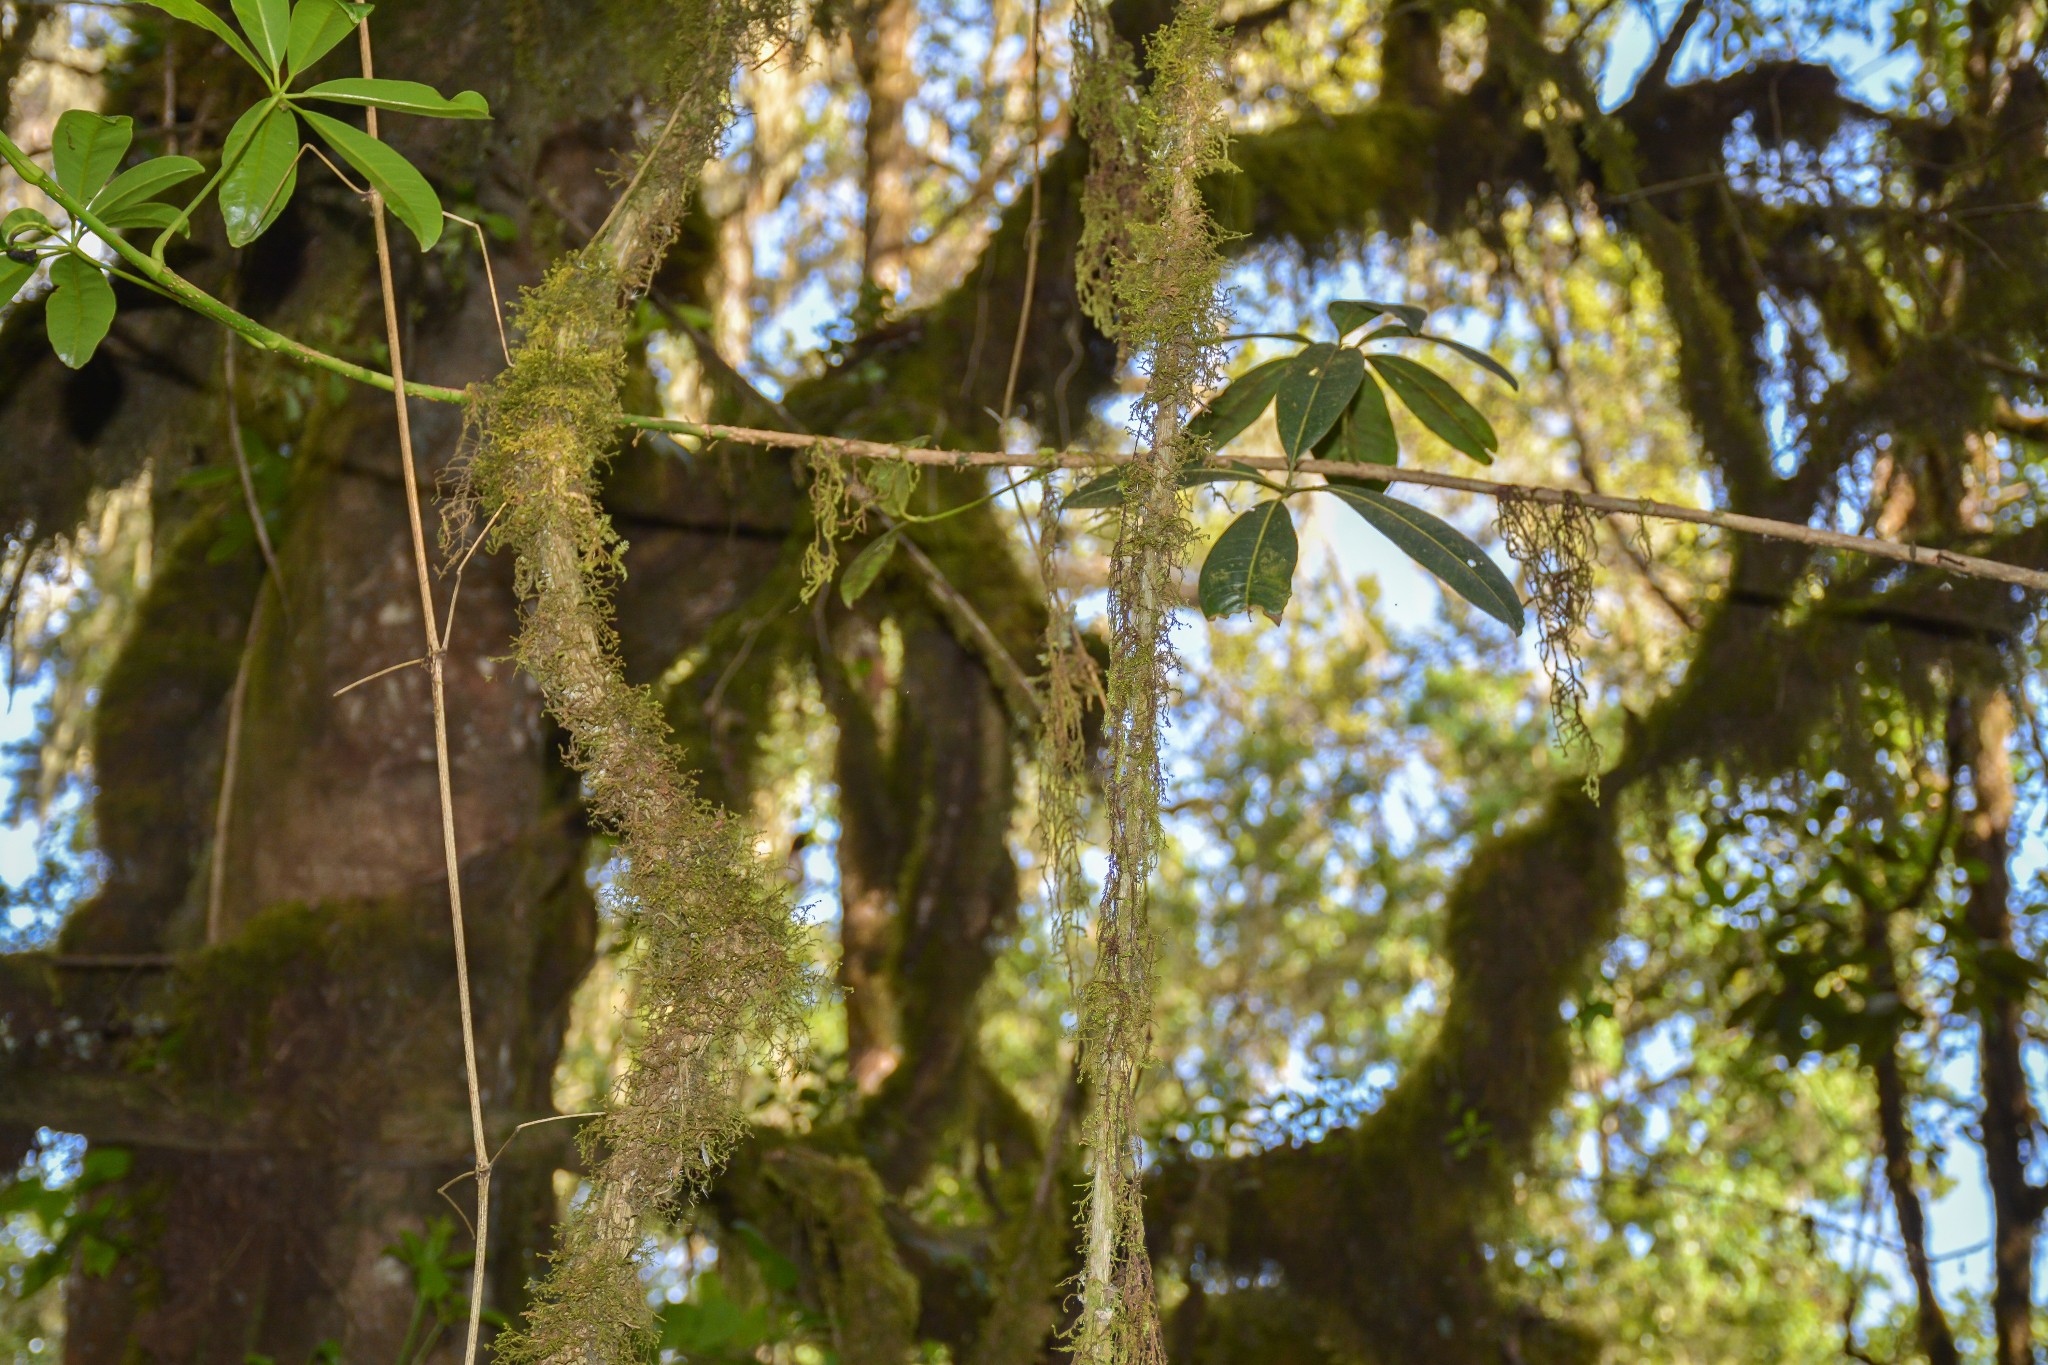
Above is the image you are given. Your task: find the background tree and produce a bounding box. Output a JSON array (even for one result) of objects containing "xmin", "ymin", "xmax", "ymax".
[{"xmin": 2, "ymin": 0, "xmax": 2047, "ymax": 1362}]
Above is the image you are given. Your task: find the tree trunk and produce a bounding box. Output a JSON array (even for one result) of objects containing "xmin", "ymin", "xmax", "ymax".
[{"xmin": 1956, "ymin": 686, "xmax": 2043, "ymax": 1365}]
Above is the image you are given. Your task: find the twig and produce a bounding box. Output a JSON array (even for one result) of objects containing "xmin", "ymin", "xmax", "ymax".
[
  {"xmin": 440, "ymin": 503, "xmax": 504, "ymax": 654},
  {"xmin": 434, "ymin": 1110, "xmax": 603, "ymax": 1240},
  {"xmin": 895, "ymin": 525, "xmax": 1041, "ymax": 720},
  {"xmin": 442, "ymin": 212, "xmax": 511, "ymax": 365},
  {"xmin": 358, "ymin": 25, "xmax": 491, "ymax": 1365},
  {"xmin": 659, "ymin": 425, "xmax": 2048, "ymax": 594},
  {"xmin": 332, "ymin": 655, "xmax": 426, "ymax": 698},
  {"xmin": 997, "ymin": 0, "xmax": 1045, "ymax": 425}
]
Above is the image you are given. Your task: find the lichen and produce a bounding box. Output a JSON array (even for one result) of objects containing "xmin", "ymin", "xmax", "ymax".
[
  {"xmin": 1497, "ymin": 492, "xmax": 1602, "ymax": 798},
  {"xmin": 463, "ymin": 260, "xmax": 809, "ymax": 1365},
  {"xmin": 800, "ymin": 444, "xmax": 857, "ymax": 603},
  {"xmin": 1034, "ymin": 473, "xmax": 1102, "ymax": 987},
  {"xmin": 1066, "ymin": 3, "xmax": 1231, "ymax": 1362}
]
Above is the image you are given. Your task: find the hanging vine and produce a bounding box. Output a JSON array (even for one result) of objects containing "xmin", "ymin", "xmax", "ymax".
[{"xmin": 1068, "ymin": 2, "xmax": 1230, "ymax": 1361}]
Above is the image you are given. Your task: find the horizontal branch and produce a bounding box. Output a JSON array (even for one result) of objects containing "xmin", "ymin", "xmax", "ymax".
[
  {"xmin": 4, "ymin": 129, "xmax": 2041, "ymax": 597},
  {"xmin": 652, "ymin": 420, "xmax": 2048, "ymax": 595}
]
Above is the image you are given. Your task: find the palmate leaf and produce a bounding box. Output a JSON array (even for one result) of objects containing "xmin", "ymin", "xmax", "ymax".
[
  {"xmin": 219, "ymin": 103, "xmax": 301, "ymax": 247},
  {"xmin": 300, "ymin": 108, "xmax": 444, "ymax": 248},
  {"xmin": 52, "ymin": 112, "xmax": 133, "ymax": 202},
  {"xmin": 1317, "ymin": 484, "xmax": 1524, "ymax": 632},
  {"xmin": 1369, "ymin": 353, "xmax": 1498, "ymax": 465},
  {"xmin": 1393, "ymin": 332, "xmax": 1519, "ymax": 389},
  {"xmin": 1186, "ymin": 356, "xmax": 1289, "ymax": 450},
  {"xmin": 131, "ymin": 0, "xmax": 270, "ymax": 78},
  {"xmin": 231, "ymin": 0, "xmax": 292, "ymax": 74},
  {"xmin": 45, "ymin": 255, "xmax": 116, "ymax": 369},
  {"xmin": 1060, "ymin": 461, "xmax": 1282, "ymax": 511},
  {"xmin": 1274, "ymin": 343, "xmax": 1365, "ymax": 463},
  {"xmin": 1199, "ymin": 499, "xmax": 1298, "ymax": 623},
  {"xmin": 297, "ymin": 78, "xmax": 490, "ymax": 119},
  {"xmin": 1328, "ymin": 298, "xmax": 1426, "ymax": 336},
  {"xmin": 98, "ymin": 202, "xmax": 190, "ymax": 233},
  {"xmin": 90, "ymin": 155, "xmax": 205, "ymax": 219},
  {"xmin": 287, "ymin": 0, "xmax": 371, "ymax": 76},
  {"xmin": 0, "ymin": 255, "xmax": 34, "ymax": 307},
  {"xmin": 2, "ymin": 206, "xmax": 54, "ymax": 246},
  {"xmin": 1315, "ymin": 368, "xmax": 1398, "ymax": 466}
]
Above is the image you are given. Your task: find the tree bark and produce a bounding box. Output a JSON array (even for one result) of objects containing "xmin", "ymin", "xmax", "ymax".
[{"xmin": 1956, "ymin": 687, "xmax": 2043, "ymax": 1365}]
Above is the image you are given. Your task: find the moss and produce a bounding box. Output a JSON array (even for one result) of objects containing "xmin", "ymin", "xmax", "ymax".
[
  {"xmin": 159, "ymin": 899, "xmax": 460, "ymax": 1141},
  {"xmin": 470, "ymin": 259, "xmax": 812, "ymax": 1364},
  {"xmin": 1206, "ymin": 104, "xmax": 1442, "ymax": 251},
  {"xmin": 759, "ymin": 1146, "xmax": 921, "ymax": 1365},
  {"xmin": 63, "ymin": 511, "xmax": 261, "ymax": 955}
]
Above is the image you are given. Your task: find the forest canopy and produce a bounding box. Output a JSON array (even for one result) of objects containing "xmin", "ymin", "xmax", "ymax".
[{"xmin": 2, "ymin": 0, "xmax": 2048, "ymax": 1362}]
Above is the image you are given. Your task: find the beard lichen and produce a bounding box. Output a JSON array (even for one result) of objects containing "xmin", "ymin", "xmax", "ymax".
[
  {"xmin": 1068, "ymin": 3, "xmax": 1231, "ymax": 1362},
  {"xmin": 1035, "ymin": 474, "xmax": 1104, "ymax": 989},
  {"xmin": 466, "ymin": 258, "xmax": 811, "ymax": 1365},
  {"xmin": 455, "ymin": 4, "xmax": 812, "ymax": 1356},
  {"xmin": 801, "ymin": 443, "xmax": 858, "ymax": 603},
  {"xmin": 1498, "ymin": 491, "xmax": 1603, "ymax": 797}
]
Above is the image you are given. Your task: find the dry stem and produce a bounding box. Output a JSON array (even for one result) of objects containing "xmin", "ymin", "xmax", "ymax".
[{"xmin": 358, "ymin": 23, "xmax": 492, "ymax": 1365}]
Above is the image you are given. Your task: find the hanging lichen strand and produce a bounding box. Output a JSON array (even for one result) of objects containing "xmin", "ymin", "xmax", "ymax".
[
  {"xmin": 464, "ymin": 3, "xmax": 809, "ymax": 1361},
  {"xmin": 1068, "ymin": 4, "xmax": 1230, "ymax": 1363},
  {"xmin": 1035, "ymin": 478, "xmax": 1103, "ymax": 987},
  {"xmin": 1498, "ymin": 491, "xmax": 1603, "ymax": 796},
  {"xmin": 472, "ymin": 256, "xmax": 809, "ymax": 1365}
]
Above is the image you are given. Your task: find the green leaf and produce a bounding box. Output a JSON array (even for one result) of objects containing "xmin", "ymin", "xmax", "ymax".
[
  {"xmin": 1328, "ymin": 298, "xmax": 1426, "ymax": 337},
  {"xmin": 90, "ymin": 154, "xmax": 204, "ymax": 218},
  {"xmin": 2, "ymin": 206, "xmax": 55, "ymax": 245},
  {"xmin": 231, "ymin": 0, "xmax": 292, "ymax": 72},
  {"xmin": 296, "ymin": 78, "xmax": 490, "ymax": 120},
  {"xmin": 300, "ymin": 108, "xmax": 444, "ymax": 249},
  {"xmin": 1060, "ymin": 470, "xmax": 1124, "ymax": 511},
  {"xmin": 286, "ymin": 0, "xmax": 368, "ymax": 76},
  {"xmin": 1198, "ymin": 500, "xmax": 1298, "ymax": 623},
  {"xmin": 1320, "ymin": 369, "xmax": 1398, "ymax": 465},
  {"xmin": 219, "ymin": 104, "xmax": 301, "ymax": 247},
  {"xmin": 840, "ymin": 531, "xmax": 898, "ymax": 606},
  {"xmin": 132, "ymin": 0, "xmax": 270, "ymax": 76},
  {"xmin": 1186, "ymin": 356, "xmax": 1288, "ymax": 450},
  {"xmin": 96, "ymin": 201, "xmax": 190, "ymax": 233},
  {"xmin": 45, "ymin": 254, "xmax": 116, "ymax": 369},
  {"xmin": 1395, "ymin": 332, "xmax": 1519, "ymax": 389},
  {"xmin": 1318, "ymin": 485, "xmax": 1524, "ymax": 631},
  {"xmin": 1063, "ymin": 461, "xmax": 1284, "ymax": 511},
  {"xmin": 1369, "ymin": 353, "xmax": 1498, "ymax": 465},
  {"xmin": 1182, "ymin": 462, "xmax": 1286, "ymax": 494},
  {"xmin": 1274, "ymin": 343, "xmax": 1366, "ymax": 463},
  {"xmin": 0, "ymin": 255, "xmax": 33, "ymax": 306},
  {"xmin": 52, "ymin": 111, "xmax": 134, "ymax": 202}
]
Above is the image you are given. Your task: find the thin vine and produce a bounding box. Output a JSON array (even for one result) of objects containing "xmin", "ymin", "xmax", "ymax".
[{"xmin": 1068, "ymin": 2, "xmax": 1231, "ymax": 1361}]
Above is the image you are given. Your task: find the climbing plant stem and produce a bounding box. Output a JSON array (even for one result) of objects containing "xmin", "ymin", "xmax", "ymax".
[
  {"xmin": 356, "ymin": 24, "xmax": 492, "ymax": 1365},
  {"xmin": 3, "ymin": 128, "xmax": 2042, "ymax": 596}
]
